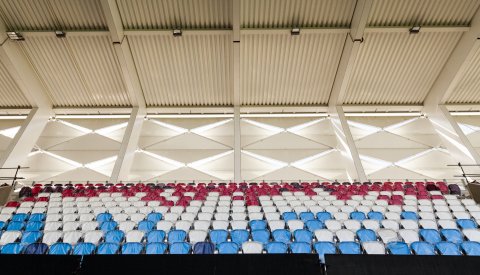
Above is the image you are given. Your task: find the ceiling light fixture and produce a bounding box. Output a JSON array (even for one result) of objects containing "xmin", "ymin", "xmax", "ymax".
[
  {"xmin": 173, "ymin": 29, "xmax": 182, "ymax": 37},
  {"xmin": 291, "ymin": 28, "xmax": 300, "ymax": 36},
  {"xmin": 409, "ymin": 25, "xmax": 421, "ymax": 34},
  {"xmin": 55, "ymin": 31, "xmax": 66, "ymax": 38},
  {"xmin": 7, "ymin": 31, "xmax": 24, "ymax": 41}
]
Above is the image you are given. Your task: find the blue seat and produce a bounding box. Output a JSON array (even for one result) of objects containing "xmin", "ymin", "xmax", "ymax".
[
  {"xmin": 272, "ymin": 229, "xmax": 291, "ymax": 244},
  {"xmin": 457, "ymin": 219, "xmax": 478, "ymax": 229},
  {"xmin": 252, "ymin": 229, "xmax": 270, "ymax": 244},
  {"xmin": 401, "ymin": 211, "xmax": 418, "ymax": 220},
  {"xmin": 440, "ymin": 229, "xmax": 463, "ymax": 244},
  {"xmin": 96, "ymin": 213, "xmax": 112, "ymax": 223},
  {"xmin": 105, "ymin": 230, "xmax": 125, "ymax": 244},
  {"xmin": 100, "ymin": 221, "xmax": 118, "ymax": 232},
  {"xmin": 357, "ymin": 229, "xmax": 377, "ymax": 242},
  {"xmin": 122, "ymin": 242, "xmax": 144, "ymax": 254},
  {"xmin": 338, "ymin": 242, "xmax": 361, "ymax": 254},
  {"xmin": 138, "ymin": 221, "xmax": 155, "ymax": 233},
  {"xmin": 420, "ymin": 229, "xmax": 441, "ymax": 244},
  {"xmin": 266, "ymin": 242, "xmax": 288, "ymax": 254},
  {"xmin": 231, "ymin": 229, "xmax": 249, "ymax": 245},
  {"xmin": 147, "ymin": 213, "xmax": 163, "ymax": 223},
  {"xmin": 461, "ymin": 241, "xmax": 480, "ymax": 256},
  {"xmin": 209, "ymin": 230, "xmax": 228, "ymax": 246},
  {"xmin": 169, "ymin": 242, "xmax": 191, "ymax": 254},
  {"xmin": 299, "ymin": 212, "xmax": 315, "ymax": 222},
  {"xmin": 282, "ymin": 212, "xmax": 298, "ymax": 222},
  {"xmin": 11, "ymin": 213, "xmax": 29, "ymax": 222},
  {"xmin": 249, "ymin": 220, "xmax": 267, "ymax": 230},
  {"xmin": 387, "ymin": 242, "xmax": 411, "ymax": 255},
  {"xmin": 21, "ymin": 231, "xmax": 42, "ymax": 245},
  {"xmin": 411, "ymin": 241, "xmax": 436, "ymax": 255},
  {"xmin": 293, "ymin": 229, "xmax": 312, "ymax": 244},
  {"xmin": 97, "ymin": 242, "xmax": 120, "ymax": 255},
  {"xmin": 25, "ymin": 221, "xmax": 44, "ymax": 232},
  {"xmin": 146, "ymin": 242, "xmax": 168, "ymax": 254},
  {"xmin": 49, "ymin": 243, "xmax": 72, "ymax": 255},
  {"xmin": 147, "ymin": 230, "xmax": 166, "ymax": 243},
  {"xmin": 193, "ymin": 242, "xmax": 215, "ymax": 254},
  {"xmin": 306, "ymin": 220, "xmax": 324, "ymax": 232},
  {"xmin": 28, "ymin": 213, "xmax": 45, "ymax": 222},
  {"xmin": 290, "ymin": 242, "xmax": 311, "ymax": 253},
  {"xmin": 168, "ymin": 230, "xmax": 187, "ymax": 243},
  {"xmin": 367, "ymin": 211, "xmax": 383, "ymax": 221},
  {"xmin": 316, "ymin": 212, "xmax": 332, "ymax": 223},
  {"xmin": 0, "ymin": 221, "xmax": 5, "ymax": 230},
  {"xmin": 73, "ymin": 243, "xmax": 96, "ymax": 255},
  {"xmin": 313, "ymin": 242, "xmax": 336, "ymax": 263},
  {"xmin": 350, "ymin": 211, "xmax": 366, "ymax": 221},
  {"xmin": 0, "ymin": 243, "xmax": 23, "ymax": 254},
  {"xmin": 218, "ymin": 242, "xmax": 239, "ymax": 254},
  {"xmin": 24, "ymin": 243, "xmax": 48, "ymax": 255},
  {"xmin": 436, "ymin": 241, "xmax": 461, "ymax": 255},
  {"xmin": 6, "ymin": 221, "xmax": 25, "ymax": 231}
]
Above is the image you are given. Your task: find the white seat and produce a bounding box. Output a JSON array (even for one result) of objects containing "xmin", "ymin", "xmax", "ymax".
[
  {"xmin": 108, "ymin": 207, "xmax": 123, "ymax": 214},
  {"xmin": 262, "ymin": 206, "xmax": 276, "ymax": 213},
  {"xmin": 325, "ymin": 220, "xmax": 342, "ymax": 232},
  {"xmin": 344, "ymin": 220, "xmax": 361, "ymax": 231},
  {"xmin": 46, "ymin": 214, "xmax": 62, "ymax": 222},
  {"xmin": 402, "ymin": 206, "xmax": 417, "ymax": 212},
  {"xmin": 242, "ymin": 241, "xmax": 263, "ymax": 254},
  {"xmin": 438, "ymin": 219, "xmax": 458, "ymax": 229},
  {"xmin": 175, "ymin": 220, "xmax": 192, "ymax": 232},
  {"xmin": 138, "ymin": 206, "xmax": 154, "ymax": 215},
  {"xmin": 463, "ymin": 229, "xmax": 480, "ymax": 242},
  {"xmin": 118, "ymin": 221, "xmax": 136, "ymax": 232},
  {"xmin": 381, "ymin": 220, "xmax": 399, "ymax": 231},
  {"xmin": 201, "ymin": 206, "xmax": 215, "ymax": 213},
  {"xmin": 84, "ymin": 230, "xmax": 104, "ymax": 245},
  {"xmin": 384, "ymin": 212, "xmax": 400, "ymax": 220},
  {"xmin": 78, "ymin": 207, "xmax": 92, "ymax": 214},
  {"xmin": 387, "ymin": 205, "xmax": 402, "ymax": 213},
  {"xmin": 79, "ymin": 214, "xmax": 95, "ymax": 222},
  {"xmin": 293, "ymin": 206, "xmax": 308, "ymax": 213},
  {"xmin": 47, "ymin": 207, "xmax": 62, "ymax": 214},
  {"xmin": 63, "ymin": 221, "xmax": 80, "ymax": 231},
  {"xmin": 43, "ymin": 231, "xmax": 63, "ymax": 245},
  {"xmin": 153, "ymin": 206, "xmax": 169, "ymax": 214},
  {"xmin": 44, "ymin": 221, "xmax": 63, "ymax": 231},
  {"xmin": 62, "ymin": 207, "xmax": 77, "ymax": 214},
  {"xmin": 147, "ymin": 201, "xmax": 161, "ymax": 207},
  {"xmin": 453, "ymin": 211, "xmax": 471, "ymax": 219},
  {"xmin": 378, "ymin": 229, "xmax": 399, "ymax": 243},
  {"xmin": 371, "ymin": 206, "xmax": 386, "ymax": 213},
  {"xmin": 81, "ymin": 221, "xmax": 99, "ymax": 231},
  {"xmin": 130, "ymin": 213, "xmax": 146, "ymax": 223},
  {"xmin": 336, "ymin": 229, "xmax": 355, "ymax": 242},
  {"xmin": 374, "ymin": 200, "xmax": 388, "ymax": 206},
  {"xmin": 113, "ymin": 213, "xmax": 129, "ymax": 222},
  {"xmin": 436, "ymin": 212, "xmax": 453, "ymax": 220},
  {"xmin": 249, "ymin": 212, "xmax": 264, "ymax": 220},
  {"xmin": 15, "ymin": 207, "xmax": 32, "ymax": 214},
  {"xmin": 63, "ymin": 231, "xmax": 83, "ymax": 245},
  {"xmin": 0, "ymin": 231, "xmax": 21, "ymax": 245},
  {"xmin": 126, "ymin": 230, "xmax": 144, "ymax": 242},
  {"xmin": 400, "ymin": 220, "xmax": 419, "ymax": 231},
  {"xmin": 218, "ymin": 201, "xmax": 231, "ymax": 207},
  {"xmin": 189, "ymin": 230, "xmax": 208, "ymax": 244},
  {"xmin": 124, "ymin": 207, "xmax": 139, "ymax": 214},
  {"xmin": 104, "ymin": 202, "xmax": 118, "ymax": 208},
  {"xmin": 230, "ymin": 220, "xmax": 248, "ymax": 230},
  {"xmin": 362, "ymin": 220, "xmax": 380, "ymax": 231},
  {"xmin": 93, "ymin": 207, "xmax": 108, "ymax": 215},
  {"xmin": 212, "ymin": 220, "xmax": 229, "ymax": 230},
  {"xmin": 164, "ymin": 213, "xmax": 179, "ymax": 221},
  {"xmin": 193, "ymin": 220, "xmax": 211, "ymax": 231},
  {"xmin": 197, "ymin": 212, "xmax": 213, "ymax": 221},
  {"xmin": 462, "ymin": 199, "xmax": 476, "ymax": 206},
  {"xmin": 180, "ymin": 212, "xmax": 196, "ymax": 222},
  {"xmin": 247, "ymin": 206, "xmax": 261, "ymax": 213},
  {"xmin": 231, "ymin": 213, "xmax": 247, "ymax": 220},
  {"xmin": 419, "ymin": 212, "xmax": 436, "ymax": 220},
  {"xmin": 449, "ymin": 205, "xmax": 466, "ymax": 212},
  {"xmin": 399, "ymin": 229, "xmax": 419, "ymax": 244},
  {"xmin": 363, "ymin": 241, "xmax": 386, "ymax": 254},
  {"xmin": 214, "ymin": 213, "xmax": 230, "ymax": 221},
  {"xmin": 333, "ymin": 212, "xmax": 349, "ymax": 220},
  {"xmin": 157, "ymin": 221, "xmax": 173, "ymax": 232},
  {"xmin": 31, "ymin": 207, "xmax": 47, "ymax": 214},
  {"xmin": 419, "ymin": 219, "xmax": 438, "ymax": 229},
  {"xmin": 314, "ymin": 229, "xmax": 334, "ymax": 242},
  {"xmin": 269, "ymin": 220, "xmax": 286, "ymax": 231}
]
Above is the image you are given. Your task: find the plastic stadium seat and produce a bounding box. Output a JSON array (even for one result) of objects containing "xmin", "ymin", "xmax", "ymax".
[
  {"xmin": 84, "ymin": 230, "xmax": 104, "ymax": 245},
  {"xmin": 147, "ymin": 230, "xmax": 166, "ymax": 243},
  {"xmin": 357, "ymin": 229, "xmax": 377, "ymax": 242},
  {"xmin": 294, "ymin": 229, "xmax": 312, "ymax": 244},
  {"xmin": 0, "ymin": 221, "xmax": 5, "ymax": 231},
  {"xmin": 96, "ymin": 213, "xmax": 112, "ymax": 222},
  {"xmin": 218, "ymin": 242, "xmax": 239, "ymax": 254},
  {"xmin": 362, "ymin": 241, "xmax": 385, "ymax": 254},
  {"xmin": 440, "ymin": 229, "xmax": 463, "ymax": 244},
  {"xmin": 209, "ymin": 230, "xmax": 228, "ymax": 246},
  {"xmin": 282, "ymin": 212, "xmax": 298, "ymax": 222},
  {"xmin": 11, "ymin": 213, "xmax": 29, "ymax": 222},
  {"xmin": 316, "ymin": 212, "xmax": 332, "ymax": 223},
  {"xmin": 25, "ymin": 221, "xmax": 44, "ymax": 232},
  {"xmin": 168, "ymin": 230, "xmax": 187, "ymax": 243},
  {"xmin": 271, "ymin": 229, "xmax": 290, "ymax": 244},
  {"xmin": 29, "ymin": 213, "xmax": 46, "ymax": 222},
  {"xmin": 0, "ymin": 243, "xmax": 23, "ymax": 254},
  {"xmin": 461, "ymin": 241, "xmax": 480, "ymax": 256},
  {"xmin": 24, "ymin": 243, "xmax": 48, "ymax": 255},
  {"xmin": 146, "ymin": 242, "xmax": 168, "ymax": 255},
  {"xmin": 457, "ymin": 219, "xmax": 477, "ymax": 229},
  {"xmin": 436, "ymin": 242, "xmax": 461, "ymax": 256},
  {"xmin": 170, "ymin": 242, "xmax": 191, "ymax": 254},
  {"xmin": 193, "ymin": 242, "xmax": 215, "ymax": 254},
  {"xmin": 105, "ymin": 230, "xmax": 125, "ymax": 244},
  {"xmin": 49, "ymin": 243, "xmax": 72, "ymax": 255},
  {"xmin": 122, "ymin": 242, "xmax": 144, "ymax": 254},
  {"xmin": 290, "ymin": 242, "xmax": 311, "ymax": 253},
  {"xmin": 252, "ymin": 229, "xmax": 270, "ymax": 244},
  {"xmin": 21, "ymin": 231, "xmax": 43, "ymax": 245},
  {"xmin": 338, "ymin": 242, "xmax": 361, "ymax": 254},
  {"xmin": 100, "ymin": 221, "xmax": 118, "ymax": 232},
  {"xmin": 367, "ymin": 211, "xmax": 383, "ymax": 221},
  {"xmin": 401, "ymin": 211, "xmax": 418, "ymax": 220},
  {"xmin": 420, "ymin": 229, "xmax": 442, "ymax": 244},
  {"xmin": 387, "ymin": 242, "xmax": 411, "ymax": 255},
  {"xmin": 463, "ymin": 229, "xmax": 480, "ymax": 242},
  {"xmin": 73, "ymin": 243, "xmax": 96, "ymax": 255},
  {"xmin": 138, "ymin": 221, "xmax": 155, "ymax": 233},
  {"xmin": 266, "ymin": 242, "xmax": 288, "ymax": 254},
  {"xmin": 231, "ymin": 229, "xmax": 249, "ymax": 245},
  {"xmin": 350, "ymin": 211, "xmax": 366, "ymax": 221},
  {"xmin": 306, "ymin": 220, "xmax": 324, "ymax": 232},
  {"xmin": 249, "ymin": 220, "xmax": 267, "ymax": 230},
  {"xmin": 399, "ymin": 229, "xmax": 419, "ymax": 244},
  {"xmin": 299, "ymin": 212, "xmax": 315, "ymax": 222},
  {"xmin": 6, "ymin": 221, "xmax": 25, "ymax": 231},
  {"xmin": 411, "ymin": 241, "xmax": 436, "ymax": 255},
  {"xmin": 242, "ymin": 241, "xmax": 263, "ymax": 254},
  {"xmin": 97, "ymin": 242, "xmax": 120, "ymax": 255},
  {"xmin": 314, "ymin": 242, "xmax": 336, "ymax": 263}
]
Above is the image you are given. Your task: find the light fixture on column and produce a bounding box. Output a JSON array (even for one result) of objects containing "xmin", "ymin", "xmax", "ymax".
[
  {"xmin": 409, "ymin": 25, "xmax": 421, "ymax": 34},
  {"xmin": 291, "ymin": 28, "xmax": 300, "ymax": 36},
  {"xmin": 7, "ymin": 32, "xmax": 24, "ymax": 41},
  {"xmin": 55, "ymin": 30, "xmax": 66, "ymax": 38},
  {"xmin": 173, "ymin": 29, "xmax": 182, "ymax": 37}
]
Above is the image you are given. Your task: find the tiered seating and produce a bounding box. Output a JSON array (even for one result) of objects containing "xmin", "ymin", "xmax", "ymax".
[{"xmin": 1, "ymin": 181, "xmax": 479, "ymax": 262}]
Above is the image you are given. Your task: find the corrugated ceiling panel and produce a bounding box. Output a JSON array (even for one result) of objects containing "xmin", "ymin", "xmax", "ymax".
[
  {"xmin": 447, "ymin": 47, "xmax": 480, "ymax": 104},
  {"xmin": 0, "ymin": 0, "xmax": 106, "ymax": 30},
  {"xmin": 129, "ymin": 34, "xmax": 232, "ymax": 106},
  {"xmin": 241, "ymin": 33, "xmax": 345, "ymax": 105},
  {"xmin": 20, "ymin": 35, "xmax": 130, "ymax": 107},
  {"xmin": 344, "ymin": 31, "xmax": 463, "ymax": 105},
  {"xmin": 117, "ymin": 0, "xmax": 231, "ymax": 29},
  {"xmin": 241, "ymin": 0, "xmax": 356, "ymax": 28},
  {"xmin": 368, "ymin": 0, "xmax": 480, "ymax": 26},
  {"xmin": 0, "ymin": 59, "xmax": 30, "ymax": 107}
]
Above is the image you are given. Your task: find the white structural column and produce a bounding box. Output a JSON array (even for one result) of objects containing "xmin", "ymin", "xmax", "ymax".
[
  {"xmin": 423, "ymin": 8, "xmax": 480, "ymax": 165},
  {"xmin": 0, "ymin": 20, "xmax": 53, "ymax": 170},
  {"xmin": 327, "ymin": 0, "xmax": 372, "ymax": 181},
  {"xmin": 101, "ymin": 0, "xmax": 147, "ymax": 182},
  {"xmin": 233, "ymin": 0, "xmax": 241, "ymax": 182}
]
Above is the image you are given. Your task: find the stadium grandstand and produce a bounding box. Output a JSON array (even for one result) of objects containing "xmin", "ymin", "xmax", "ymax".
[{"xmin": 0, "ymin": 0, "xmax": 480, "ymax": 274}]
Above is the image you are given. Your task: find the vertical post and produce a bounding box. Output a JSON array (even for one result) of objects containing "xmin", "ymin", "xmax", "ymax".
[{"xmin": 234, "ymin": 106, "xmax": 241, "ymax": 182}]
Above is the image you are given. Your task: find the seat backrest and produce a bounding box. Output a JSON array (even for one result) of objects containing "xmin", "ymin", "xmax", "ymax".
[
  {"xmin": 105, "ymin": 230, "xmax": 125, "ymax": 244},
  {"xmin": 231, "ymin": 229, "xmax": 249, "ymax": 245},
  {"xmin": 126, "ymin": 230, "xmax": 145, "ymax": 243},
  {"xmin": 293, "ymin": 229, "xmax": 312, "ymax": 244},
  {"xmin": 73, "ymin": 242, "xmax": 96, "ymax": 255},
  {"xmin": 249, "ymin": 220, "xmax": 267, "ymax": 230},
  {"xmin": 435, "ymin": 241, "xmax": 461, "ymax": 255},
  {"xmin": 306, "ymin": 220, "xmax": 324, "ymax": 232},
  {"xmin": 440, "ymin": 229, "xmax": 463, "ymax": 244},
  {"xmin": 362, "ymin": 241, "xmax": 385, "ymax": 255},
  {"xmin": 218, "ymin": 242, "xmax": 239, "ymax": 254},
  {"xmin": 336, "ymin": 229, "xmax": 355, "ymax": 242},
  {"xmin": 242, "ymin": 241, "xmax": 263, "ymax": 254},
  {"xmin": 357, "ymin": 229, "xmax": 377, "ymax": 242},
  {"xmin": 411, "ymin": 241, "xmax": 435, "ymax": 255},
  {"xmin": 367, "ymin": 211, "xmax": 384, "ymax": 220},
  {"xmin": 24, "ymin": 243, "xmax": 48, "ymax": 255},
  {"xmin": 147, "ymin": 230, "xmax": 166, "ymax": 243},
  {"xmin": 147, "ymin": 213, "xmax": 163, "ymax": 223},
  {"xmin": 251, "ymin": 229, "xmax": 270, "ymax": 244},
  {"xmin": 97, "ymin": 242, "xmax": 120, "ymax": 255},
  {"xmin": 399, "ymin": 229, "xmax": 419, "ymax": 244},
  {"xmin": 21, "ymin": 231, "xmax": 42, "ymax": 244},
  {"xmin": 313, "ymin": 241, "xmax": 336, "ymax": 263},
  {"xmin": 419, "ymin": 229, "xmax": 442, "ymax": 244},
  {"xmin": 168, "ymin": 230, "xmax": 187, "ymax": 243},
  {"xmin": 316, "ymin": 212, "xmax": 332, "ymax": 222},
  {"xmin": 456, "ymin": 219, "xmax": 477, "ymax": 229},
  {"xmin": 169, "ymin": 242, "xmax": 191, "ymax": 254},
  {"xmin": 290, "ymin": 242, "xmax": 311, "ymax": 254},
  {"xmin": 350, "ymin": 211, "xmax": 366, "ymax": 221},
  {"xmin": 100, "ymin": 221, "xmax": 118, "ymax": 232},
  {"xmin": 461, "ymin": 241, "xmax": 480, "ymax": 256},
  {"xmin": 209, "ymin": 230, "xmax": 228, "ymax": 245},
  {"xmin": 138, "ymin": 221, "xmax": 155, "ymax": 233},
  {"xmin": 265, "ymin": 242, "xmax": 288, "ymax": 254},
  {"xmin": 146, "ymin": 242, "xmax": 168, "ymax": 255},
  {"xmin": 338, "ymin": 241, "xmax": 361, "ymax": 254},
  {"xmin": 193, "ymin": 242, "xmax": 215, "ymax": 254},
  {"xmin": 122, "ymin": 242, "xmax": 144, "ymax": 254},
  {"xmin": 49, "ymin": 242, "xmax": 72, "ymax": 255},
  {"xmin": 386, "ymin": 242, "xmax": 410, "ymax": 255},
  {"xmin": 0, "ymin": 243, "xmax": 24, "ymax": 254}
]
